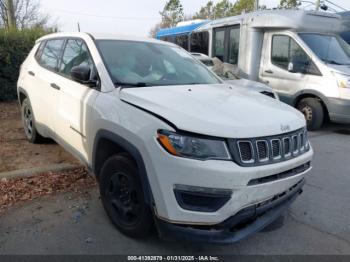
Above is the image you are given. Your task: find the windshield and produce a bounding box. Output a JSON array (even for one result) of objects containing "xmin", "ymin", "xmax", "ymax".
[
  {"xmin": 299, "ymin": 33, "xmax": 350, "ymax": 65},
  {"xmin": 97, "ymin": 40, "xmax": 221, "ymax": 87}
]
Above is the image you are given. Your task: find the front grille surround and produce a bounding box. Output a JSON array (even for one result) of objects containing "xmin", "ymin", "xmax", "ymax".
[{"xmin": 228, "ymin": 128, "xmax": 310, "ymax": 167}]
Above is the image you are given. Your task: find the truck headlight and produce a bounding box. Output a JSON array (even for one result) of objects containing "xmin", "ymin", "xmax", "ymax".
[
  {"xmin": 333, "ymin": 72, "xmax": 350, "ymax": 89},
  {"xmin": 157, "ymin": 130, "xmax": 231, "ymax": 160}
]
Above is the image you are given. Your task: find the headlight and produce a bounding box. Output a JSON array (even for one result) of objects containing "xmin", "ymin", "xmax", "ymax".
[
  {"xmin": 157, "ymin": 130, "xmax": 231, "ymax": 160},
  {"xmin": 333, "ymin": 72, "xmax": 350, "ymax": 89}
]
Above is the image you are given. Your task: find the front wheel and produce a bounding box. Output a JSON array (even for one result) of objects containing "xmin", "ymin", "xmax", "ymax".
[
  {"xmin": 99, "ymin": 155, "xmax": 153, "ymax": 238},
  {"xmin": 297, "ymin": 98, "xmax": 324, "ymax": 131}
]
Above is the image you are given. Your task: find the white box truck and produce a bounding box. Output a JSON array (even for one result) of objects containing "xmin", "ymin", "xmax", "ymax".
[{"xmin": 176, "ymin": 10, "xmax": 350, "ymax": 130}]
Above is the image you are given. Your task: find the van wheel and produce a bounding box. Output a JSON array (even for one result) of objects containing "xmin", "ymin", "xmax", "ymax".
[
  {"xmin": 99, "ymin": 155, "xmax": 153, "ymax": 238},
  {"xmin": 21, "ymin": 98, "xmax": 43, "ymax": 143},
  {"xmin": 297, "ymin": 98, "xmax": 324, "ymax": 131}
]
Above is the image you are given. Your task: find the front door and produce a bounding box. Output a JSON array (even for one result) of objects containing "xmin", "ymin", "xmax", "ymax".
[
  {"xmin": 53, "ymin": 38, "xmax": 99, "ymax": 162},
  {"xmin": 260, "ymin": 33, "xmax": 321, "ymax": 104}
]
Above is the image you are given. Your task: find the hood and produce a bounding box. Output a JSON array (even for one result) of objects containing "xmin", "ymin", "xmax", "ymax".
[
  {"xmin": 120, "ymin": 84, "xmax": 305, "ymax": 138},
  {"xmin": 224, "ymin": 78, "xmax": 273, "ymax": 93}
]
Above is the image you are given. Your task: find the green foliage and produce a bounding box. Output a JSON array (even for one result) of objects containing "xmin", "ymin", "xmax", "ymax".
[
  {"xmin": 279, "ymin": 0, "xmax": 301, "ymax": 9},
  {"xmin": 0, "ymin": 28, "xmax": 49, "ymax": 101},
  {"xmin": 232, "ymin": 0, "xmax": 255, "ymax": 15},
  {"xmin": 193, "ymin": 1, "xmax": 215, "ymax": 19},
  {"xmin": 160, "ymin": 0, "xmax": 184, "ymax": 27},
  {"xmin": 193, "ymin": 0, "xmax": 255, "ymax": 20}
]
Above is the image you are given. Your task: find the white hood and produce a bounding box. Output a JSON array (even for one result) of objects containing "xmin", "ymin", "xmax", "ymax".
[
  {"xmin": 120, "ymin": 84, "xmax": 305, "ymax": 138},
  {"xmin": 224, "ymin": 78, "xmax": 274, "ymax": 93},
  {"xmin": 327, "ymin": 64, "xmax": 350, "ymax": 75}
]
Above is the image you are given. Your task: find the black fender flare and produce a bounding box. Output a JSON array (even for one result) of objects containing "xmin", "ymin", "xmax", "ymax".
[
  {"xmin": 17, "ymin": 86, "xmax": 29, "ymax": 105},
  {"xmin": 92, "ymin": 129, "xmax": 154, "ymax": 205}
]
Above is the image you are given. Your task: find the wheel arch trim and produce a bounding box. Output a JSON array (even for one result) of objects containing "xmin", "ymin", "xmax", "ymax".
[
  {"xmin": 292, "ymin": 89, "xmax": 330, "ymax": 110},
  {"xmin": 92, "ymin": 129, "xmax": 154, "ymax": 205}
]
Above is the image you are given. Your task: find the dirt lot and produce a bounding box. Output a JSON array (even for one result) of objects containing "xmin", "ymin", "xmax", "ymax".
[{"xmin": 0, "ymin": 102, "xmax": 79, "ymax": 173}]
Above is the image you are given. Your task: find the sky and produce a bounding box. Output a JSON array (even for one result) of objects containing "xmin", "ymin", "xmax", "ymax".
[{"xmin": 39, "ymin": 0, "xmax": 350, "ymax": 37}]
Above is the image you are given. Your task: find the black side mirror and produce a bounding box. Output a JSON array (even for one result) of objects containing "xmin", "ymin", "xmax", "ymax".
[{"xmin": 70, "ymin": 65, "xmax": 91, "ymax": 84}]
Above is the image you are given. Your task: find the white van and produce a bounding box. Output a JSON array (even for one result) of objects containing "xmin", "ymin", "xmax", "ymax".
[{"xmin": 188, "ymin": 10, "xmax": 350, "ymax": 130}]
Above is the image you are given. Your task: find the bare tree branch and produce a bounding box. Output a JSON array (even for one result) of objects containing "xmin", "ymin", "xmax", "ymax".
[{"xmin": 0, "ymin": 0, "xmax": 51, "ymax": 29}]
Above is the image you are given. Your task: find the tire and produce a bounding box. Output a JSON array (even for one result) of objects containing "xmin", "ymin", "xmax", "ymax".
[
  {"xmin": 21, "ymin": 98, "xmax": 43, "ymax": 143},
  {"xmin": 99, "ymin": 154, "xmax": 153, "ymax": 238},
  {"xmin": 297, "ymin": 98, "xmax": 324, "ymax": 131}
]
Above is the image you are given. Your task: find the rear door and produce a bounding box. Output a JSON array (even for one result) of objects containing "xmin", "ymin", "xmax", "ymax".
[
  {"xmin": 29, "ymin": 39, "xmax": 65, "ymax": 135},
  {"xmin": 53, "ymin": 38, "xmax": 99, "ymax": 162},
  {"xmin": 213, "ymin": 25, "xmax": 240, "ymax": 65}
]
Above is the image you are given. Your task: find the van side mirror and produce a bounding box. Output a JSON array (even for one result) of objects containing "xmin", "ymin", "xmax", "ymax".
[
  {"xmin": 70, "ymin": 65, "xmax": 91, "ymax": 84},
  {"xmin": 288, "ymin": 62, "xmax": 294, "ymax": 72}
]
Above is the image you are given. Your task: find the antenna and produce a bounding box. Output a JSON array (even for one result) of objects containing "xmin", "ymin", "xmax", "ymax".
[{"xmin": 77, "ymin": 22, "xmax": 81, "ymax": 32}]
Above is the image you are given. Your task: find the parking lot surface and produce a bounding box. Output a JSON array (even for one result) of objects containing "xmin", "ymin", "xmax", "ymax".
[{"xmin": 0, "ymin": 124, "xmax": 349, "ymax": 255}]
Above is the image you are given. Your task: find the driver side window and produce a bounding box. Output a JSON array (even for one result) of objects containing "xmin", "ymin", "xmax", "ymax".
[
  {"xmin": 59, "ymin": 39, "xmax": 94, "ymax": 80},
  {"xmin": 271, "ymin": 35, "xmax": 320, "ymax": 75}
]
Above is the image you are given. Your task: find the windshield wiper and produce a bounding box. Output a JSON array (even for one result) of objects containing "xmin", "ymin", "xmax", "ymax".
[{"xmin": 114, "ymin": 82, "xmax": 147, "ymax": 88}]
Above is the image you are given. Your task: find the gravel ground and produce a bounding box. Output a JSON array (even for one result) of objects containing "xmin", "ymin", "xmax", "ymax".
[{"xmin": 0, "ymin": 102, "xmax": 78, "ymax": 173}]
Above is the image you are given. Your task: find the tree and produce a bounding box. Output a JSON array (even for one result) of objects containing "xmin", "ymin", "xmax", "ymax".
[
  {"xmin": 213, "ymin": 0, "xmax": 235, "ymax": 18},
  {"xmin": 279, "ymin": 0, "xmax": 301, "ymax": 9},
  {"xmin": 193, "ymin": 0, "xmax": 256, "ymax": 20},
  {"xmin": 159, "ymin": 0, "xmax": 184, "ymax": 28},
  {"xmin": 193, "ymin": 1, "xmax": 215, "ymax": 19},
  {"xmin": 0, "ymin": 0, "xmax": 50, "ymax": 30},
  {"xmin": 232, "ymin": 0, "xmax": 255, "ymax": 15}
]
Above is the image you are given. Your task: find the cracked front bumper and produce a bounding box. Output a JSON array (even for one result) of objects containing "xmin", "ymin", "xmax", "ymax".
[{"xmin": 156, "ymin": 179, "xmax": 305, "ymax": 244}]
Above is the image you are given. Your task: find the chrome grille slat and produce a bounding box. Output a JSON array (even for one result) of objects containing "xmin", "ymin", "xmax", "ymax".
[{"xmin": 234, "ymin": 128, "xmax": 309, "ymax": 167}]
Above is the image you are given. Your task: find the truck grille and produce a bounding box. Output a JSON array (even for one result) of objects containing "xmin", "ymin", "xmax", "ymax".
[{"xmin": 228, "ymin": 128, "xmax": 310, "ymax": 167}]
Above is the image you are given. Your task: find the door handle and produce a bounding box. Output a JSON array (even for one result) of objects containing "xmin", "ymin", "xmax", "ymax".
[
  {"xmin": 50, "ymin": 83, "xmax": 60, "ymax": 90},
  {"xmin": 265, "ymin": 69, "xmax": 273, "ymax": 74},
  {"xmin": 28, "ymin": 71, "xmax": 35, "ymax": 76}
]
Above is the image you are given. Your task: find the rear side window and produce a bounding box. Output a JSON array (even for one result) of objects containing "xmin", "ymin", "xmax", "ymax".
[
  {"xmin": 59, "ymin": 39, "xmax": 93, "ymax": 77},
  {"xmin": 190, "ymin": 31, "xmax": 209, "ymax": 55},
  {"xmin": 38, "ymin": 39, "xmax": 65, "ymax": 71},
  {"xmin": 213, "ymin": 29, "xmax": 225, "ymax": 61},
  {"xmin": 174, "ymin": 35, "xmax": 189, "ymax": 50},
  {"xmin": 35, "ymin": 41, "xmax": 46, "ymax": 60},
  {"xmin": 228, "ymin": 27, "xmax": 240, "ymax": 65}
]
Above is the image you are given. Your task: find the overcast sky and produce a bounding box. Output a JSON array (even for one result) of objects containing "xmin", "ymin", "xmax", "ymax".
[{"xmin": 40, "ymin": 0, "xmax": 350, "ymax": 36}]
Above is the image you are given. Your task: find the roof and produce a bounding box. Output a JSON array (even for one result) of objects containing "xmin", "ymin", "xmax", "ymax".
[
  {"xmin": 36, "ymin": 32, "xmax": 176, "ymax": 46},
  {"xmin": 156, "ymin": 21, "xmax": 210, "ymax": 39},
  {"xmin": 196, "ymin": 10, "xmax": 342, "ymax": 33}
]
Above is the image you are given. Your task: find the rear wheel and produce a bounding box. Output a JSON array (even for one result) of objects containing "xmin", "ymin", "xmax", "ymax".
[
  {"xmin": 99, "ymin": 155, "xmax": 153, "ymax": 238},
  {"xmin": 21, "ymin": 98, "xmax": 43, "ymax": 143},
  {"xmin": 297, "ymin": 98, "xmax": 324, "ymax": 131}
]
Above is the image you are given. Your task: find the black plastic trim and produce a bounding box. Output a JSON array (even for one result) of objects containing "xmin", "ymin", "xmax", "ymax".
[
  {"xmin": 247, "ymin": 162, "xmax": 311, "ymax": 186},
  {"xmin": 92, "ymin": 129, "xmax": 154, "ymax": 204},
  {"xmin": 174, "ymin": 186, "xmax": 232, "ymax": 212}
]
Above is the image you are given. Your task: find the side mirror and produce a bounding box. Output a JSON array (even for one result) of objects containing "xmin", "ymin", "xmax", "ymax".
[
  {"xmin": 70, "ymin": 65, "xmax": 91, "ymax": 84},
  {"xmin": 288, "ymin": 62, "xmax": 294, "ymax": 72}
]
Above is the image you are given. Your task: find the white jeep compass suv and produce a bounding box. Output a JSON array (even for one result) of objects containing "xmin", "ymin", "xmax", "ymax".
[{"xmin": 17, "ymin": 32, "xmax": 313, "ymax": 244}]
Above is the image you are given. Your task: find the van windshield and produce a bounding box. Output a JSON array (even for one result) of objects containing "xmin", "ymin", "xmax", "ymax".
[
  {"xmin": 97, "ymin": 40, "xmax": 221, "ymax": 87},
  {"xmin": 299, "ymin": 33, "xmax": 350, "ymax": 65}
]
